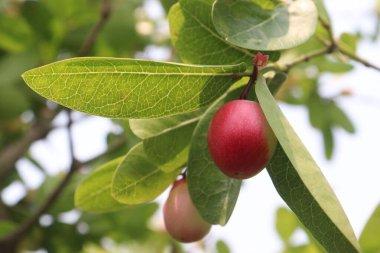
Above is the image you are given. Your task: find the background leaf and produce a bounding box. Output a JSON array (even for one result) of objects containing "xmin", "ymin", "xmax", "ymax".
[
  {"xmin": 130, "ymin": 109, "xmax": 204, "ymax": 172},
  {"xmin": 0, "ymin": 15, "xmax": 32, "ymax": 52},
  {"xmin": 256, "ymin": 75, "xmax": 360, "ymax": 253},
  {"xmin": 212, "ymin": 0, "xmax": 318, "ymax": 50},
  {"xmin": 338, "ymin": 33, "xmax": 359, "ymax": 55},
  {"xmin": 75, "ymin": 157, "xmax": 126, "ymax": 212},
  {"xmin": 129, "ymin": 109, "xmax": 203, "ymax": 139},
  {"xmin": 187, "ymin": 90, "xmax": 242, "ymax": 225},
  {"xmin": 169, "ymin": 0, "xmax": 255, "ymax": 65},
  {"xmin": 359, "ymin": 204, "xmax": 380, "ymax": 253},
  {"xmin": 111, "ymin": 143, "xmax": 181, "ymax": 205},
  {"xmin": 22, "ymin": 57, "xmax": 246, "ymax": 119}
]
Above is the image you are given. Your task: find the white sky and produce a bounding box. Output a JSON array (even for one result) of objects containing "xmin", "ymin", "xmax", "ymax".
[{"xmin": 3, "ymin": 0, "xmax": 380, "ymax": 252}]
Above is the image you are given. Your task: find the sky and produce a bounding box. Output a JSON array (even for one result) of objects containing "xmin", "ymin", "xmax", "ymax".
[{"xmin": 2, "ymin": 0, "xmax": 380, "ymax": 252}]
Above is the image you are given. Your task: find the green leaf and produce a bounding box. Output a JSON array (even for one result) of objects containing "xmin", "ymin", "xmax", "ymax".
[
  {"xmin": 329, "ymin": 102, "xmax": 355, "ymax": 133},
  {"xmin": 0, "ymin": 15, "xmax": 32, "ymax": 52},
  {"xmin": 111, "ymin": 142, "xmax": 181, "ymax": 205},
  {"xmin": 169, "ymin": 0, "xmax": 255, "ymax": 65},
  {"xmin": 338, "ymin": 33, "xmax": 359, "ymax": 55},
  {"xmin": 276, "ymin": 207, "xmax": 300, "ymax": 244},
  {"xmin": 0, "ymin": 221, "xmax": 17, "ymax": 237},
  {"xmin": 322, "ymin": 128, "xmax": 334, "ymax": 160},
  {"xmin": 216, "ymin": 240, "xmax": 231, "ymax": 253},
  {"xmin": 0, "ymin": 86, "xmax": 30, "ymax": 120},
  {"xmin": 212, "ymin": 0, "xmax": 318, "ymax": 51},
  {"xmin": 22, "ymin": 57, "xmax": 246, "ymax": 119},
  {"xmin": 256, "ymin": 75, "xmax": 360, "ymax": 253},
  {"xmin": 359, "ymin": 204, "xmax": 380, "ymax": 253},
  {"xmin": 131, "ymin": 110, "xmax": 204, "ymax": 172},
  {"xmin": 187, "ymin": 91, "xmax": 242, "ymax": 225},
  {"xmin": 268, "ymin": 72, "xmax": 287, "ymax": 95},
  {"xmin": 130, "ymin": 109, "xmax": 203, "ymax": 139},
  {"xmin": 312, "ymin": 56, "xmax": 354, "ymax": 73},
  {"xmin": 75, "ymin": 157, "xmax": 127, "ymax": 212},
  {"xmin": 313, "ymin": 0, "xmax": 331, "ymax": 23},
  {"xmin": 21, "ymin": 0, "xmax": 54, "ymax": 41}
]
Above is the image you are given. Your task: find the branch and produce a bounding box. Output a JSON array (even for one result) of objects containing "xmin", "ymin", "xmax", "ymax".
[
  {"xmin": 318, "ymin": 16, "xmax": 335, "ymax": 45},
  {"xmin": 79, "ymin": 0, "xmax": 112, "ymax": 56},
  {"xmin": 0, "ymin": 2, "xmax": 114, "ymax": 251},
  {"xmin": 0, "ymin": 135, "xmax": 127, "ymax": 249},
  {"xmin": 0, "ymin": 108, "xmax": 56, "ymax": 184},
  {"xmin": 339, "ymin": 47, "xmax": 380, "ymax": 72},
  {"xmin": 319, "ymin": 15, "xmax": 380, "ymax": 72},
  {"xmin": 280, "ymin": 47, "xmax": 330, "ymax": 73}
]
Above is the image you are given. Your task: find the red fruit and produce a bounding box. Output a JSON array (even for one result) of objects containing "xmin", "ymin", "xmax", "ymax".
[
  {"xmin": 163, "ymin": 178, "xmax": 211, "ymax": 243},
  {"xmin": 207, "ymin": 100, "xmax": 277, "ymax": 179}
]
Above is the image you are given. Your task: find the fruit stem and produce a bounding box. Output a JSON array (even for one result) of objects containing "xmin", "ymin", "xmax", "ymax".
[{"xmin": 239, "ymin": 65, "xmax": 258, "ymax": 100}]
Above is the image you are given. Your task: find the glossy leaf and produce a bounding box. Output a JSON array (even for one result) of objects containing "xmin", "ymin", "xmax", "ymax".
[
  {"xmin": 75, "ymin": 157, "xmax": 126, "ymax": 212},
  {"xmin": 22, "ymin": 57, "xmax": 246, "ymax": 119},
  {"xmin": 359, "ymin": 204, "xmax": 380, "ymax": 253},
  {"xmin": 112, "ymin": 143, "xmax": 181, "ymax": 204},
  {"xmin": 256, "ymin": 75, "xmax": 360, "ymax": 253},
  {"xmin": 212, "ymin": 0, "xmax": 318, "ymax": 50},
  {"xmin": 169, "ymin": 0, "xmax": 255, "ymax": 65},
  {"xmin": 187, "ymin": 92, "xmax": 242, "ymax": 225}
]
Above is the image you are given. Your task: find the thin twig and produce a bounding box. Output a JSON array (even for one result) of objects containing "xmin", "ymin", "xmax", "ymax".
[
  {"xmin": 318, "ymin": 16, "xmax": 335, "ymax": 46},
  {"xmin": 319, "ymin": 15, "xmax": 380, "ymax": 72},
  {"xmin": 79, "ymin": 0, "xmax": 112, "ymax": 56},
  {"xmin": 282, "ymin": 47, "xmax": 330, "ymax": 72},
  {"xmin": 339, "ymin": 47, "xmax": 380, "ymax": 71}
]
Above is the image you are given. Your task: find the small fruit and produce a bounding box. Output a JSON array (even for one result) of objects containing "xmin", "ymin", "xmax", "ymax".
[
  {"xmin": 163, "ymin": 178, "xmax": 211, "ymax": 243},
  {"xmin": 207, "ymin": 100, "xmax": 277, "ymax": 179}
]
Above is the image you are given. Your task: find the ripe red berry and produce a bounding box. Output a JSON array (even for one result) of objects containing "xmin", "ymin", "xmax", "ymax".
[
  {"xmin": 163, "ymin": 178, "xmax": 211, "ymax": 243},
  {"xmin": 207, "ymin": 100, "xmax": 277, "ymax": 179}
]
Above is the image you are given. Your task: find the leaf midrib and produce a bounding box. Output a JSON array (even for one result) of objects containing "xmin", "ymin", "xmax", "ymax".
[{"xmin": 23, "ymin": 72, "xmax": 238, "ymax": 77}]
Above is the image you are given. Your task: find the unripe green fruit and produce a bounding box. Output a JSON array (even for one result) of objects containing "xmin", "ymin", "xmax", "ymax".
[
  {"xmin": 163, "ymin": 178, "xmax": 211, "ymax": 243},
  {"xmin": 207, "ymin": 100, "xmax": 277, "ymax": 179}
]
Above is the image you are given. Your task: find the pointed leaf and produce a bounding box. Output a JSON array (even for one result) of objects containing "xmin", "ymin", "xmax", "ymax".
[
  {"xmin": 322, "ymin": 127, "xmax": 334, "ymax": 160},
  {"xmin": 112, "ymin": 143, "xmax": 181, "ymax": 204},
  {"xmin": 187, "ymin": 91, "xmax": 242, "ymax": 225},
  {"xmin": 169, "ymin": 0, "xmax": 255, "ymax": 65},
  {"xmin": 256, "ymin": 75, "xmax": 360, "ymax": 253},
  {"xmin": 359, "ymin": 204, "xmax": 380, "ymax": 253},
  {"xmin": 22, "ymin": 57, "xmax": 246, "ymax": 119},
  {"xmin": 212, "ymin": 0, "xmax": 318, "ymax": 50},
  {"xmin": 74, "ymin": 157, "xmax": 126, "ymax": 212}
]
